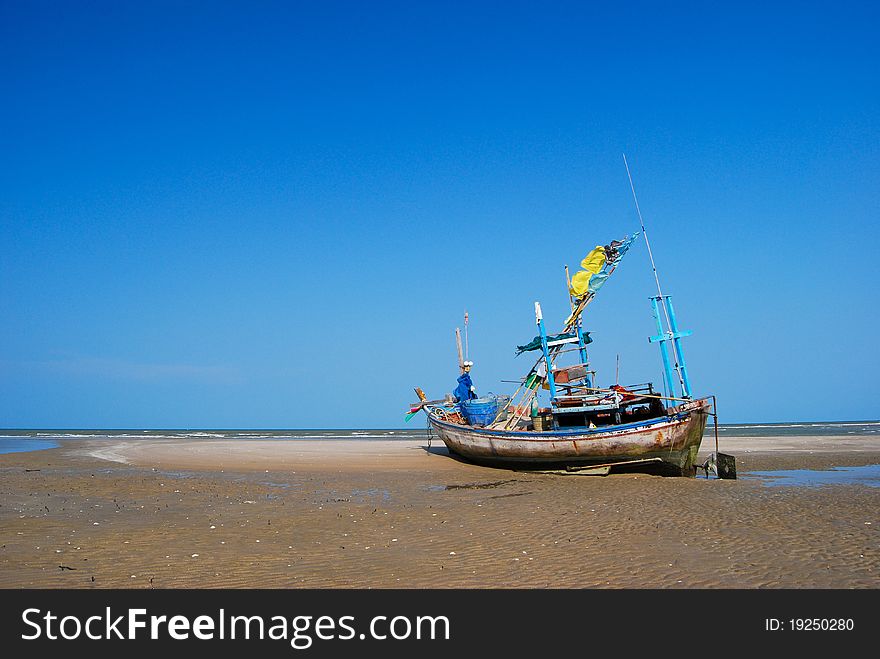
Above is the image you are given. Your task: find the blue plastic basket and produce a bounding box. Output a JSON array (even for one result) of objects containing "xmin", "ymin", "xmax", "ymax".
[{"xmin": 460, "ymin": 395, "xmax": 509, "ymax": 426}]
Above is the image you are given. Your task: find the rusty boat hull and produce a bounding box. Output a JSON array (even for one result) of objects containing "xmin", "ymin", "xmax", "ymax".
[{"xmin": 428, "ymin": 399, "xmax": 710, "ymax": 475}]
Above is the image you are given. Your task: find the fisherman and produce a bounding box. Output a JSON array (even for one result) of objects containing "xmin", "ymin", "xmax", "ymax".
[{"xmin": 453, "ymin": 361, "xmax": 478, "ymax": 403}]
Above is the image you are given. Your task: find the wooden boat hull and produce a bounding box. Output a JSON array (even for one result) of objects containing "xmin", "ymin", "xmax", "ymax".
[{"xmin": 428, "ymin": 400, "xmax": 709, "ymax": 476}]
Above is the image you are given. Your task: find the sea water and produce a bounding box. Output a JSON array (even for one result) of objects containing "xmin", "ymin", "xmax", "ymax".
[
  {"xmin": 0, "ymin": 428, "xmax": 423, "ymax": 455},
  {"xmin": 709, "ymin": 420, "xmax": 880, "ymax": 437},
  {"xmin": 0, "ymin": 421, "xmax": 877, "ymax": 455},
  {"xmin": 0, "ymin": 438, "xmax": 59, "ymax": 455},
  {"xmin": 744, "ymin": 464, "xmax": 880, "ymax": 488}
]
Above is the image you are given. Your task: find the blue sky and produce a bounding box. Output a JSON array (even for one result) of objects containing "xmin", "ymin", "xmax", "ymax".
[{"xmin": 1, "ymin": 1, "xmax": 877, "ymax": 427}]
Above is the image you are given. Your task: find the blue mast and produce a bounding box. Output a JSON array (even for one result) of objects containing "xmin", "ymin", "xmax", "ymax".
[
  {"xmin": 664, "ymin": 295, "xmax": 693, "ymax": 397},
  {"xmin": 649, "ymin": 296, "xmax": 676, "ymax": 400},
  {"xmin": 535, "ymin": 301, "xmax": 557, "ymax": 400},
  {"xmin": 575, "ymin": 317, "xmax": 593, "ymax": 389},
  {"xmin": 624, "ymin": 154, "xmax": 694, "ymax": 401},
  {"xmin": 566, "ymin": 264, "xmax": 593, "ymax": 389},
  {"xmin": 648, "ymin": 295, "xmax": 693, "ymax": 399}
]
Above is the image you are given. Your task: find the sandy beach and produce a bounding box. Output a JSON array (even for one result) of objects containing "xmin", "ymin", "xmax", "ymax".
[{"xmin": 1, "ymin": 435, "xmax": 878, "ymax": 588}]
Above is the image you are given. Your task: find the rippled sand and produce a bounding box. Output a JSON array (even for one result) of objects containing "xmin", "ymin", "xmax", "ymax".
[{"xmin": 0, "ymin": 436, "xmax": 877, "ymax": 588}]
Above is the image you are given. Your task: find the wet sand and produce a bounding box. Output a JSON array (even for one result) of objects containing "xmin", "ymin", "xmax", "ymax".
[{"xmin": 1, "ymin": 435, "xmax": 878, "ymax": 588}]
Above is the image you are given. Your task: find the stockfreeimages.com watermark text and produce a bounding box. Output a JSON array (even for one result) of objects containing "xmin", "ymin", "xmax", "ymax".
[{"xmin": 22, "ymin": 607, "xmax": 450, "ymax": 649}]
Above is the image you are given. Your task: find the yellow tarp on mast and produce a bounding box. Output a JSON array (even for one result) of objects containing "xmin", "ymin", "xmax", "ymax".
[{"xmin": 568, "ymin": 246, "xmax": 606, "ymax": 297}]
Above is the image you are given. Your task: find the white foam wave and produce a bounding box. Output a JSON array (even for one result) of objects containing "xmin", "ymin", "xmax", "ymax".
[{"xmin": 722, "ymin": 422, "xmax": 880, "ymax": 430}]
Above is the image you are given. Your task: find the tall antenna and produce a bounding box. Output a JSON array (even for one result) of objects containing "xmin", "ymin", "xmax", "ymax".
[
  {"xmin": 623, "ymin": 153, "xmax": 665, "ymax": 302},
  {"xmin": 623, "ymin": 153, "xmax": 686, "ymax": 396}
]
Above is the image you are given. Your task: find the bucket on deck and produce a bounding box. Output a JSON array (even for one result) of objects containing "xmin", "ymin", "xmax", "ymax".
[
  {"xmin": 532, "ymin": 411, "xmax": 553, "ymax": 431},
  {"xmin": 460, "ymin": 395, "xmax": 510, "ymax": 426}
]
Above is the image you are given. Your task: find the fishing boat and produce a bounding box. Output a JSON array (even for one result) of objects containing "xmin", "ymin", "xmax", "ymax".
[{"xmin": 409, "ymin": 158, "xmax": 727, "ymax": 477}]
